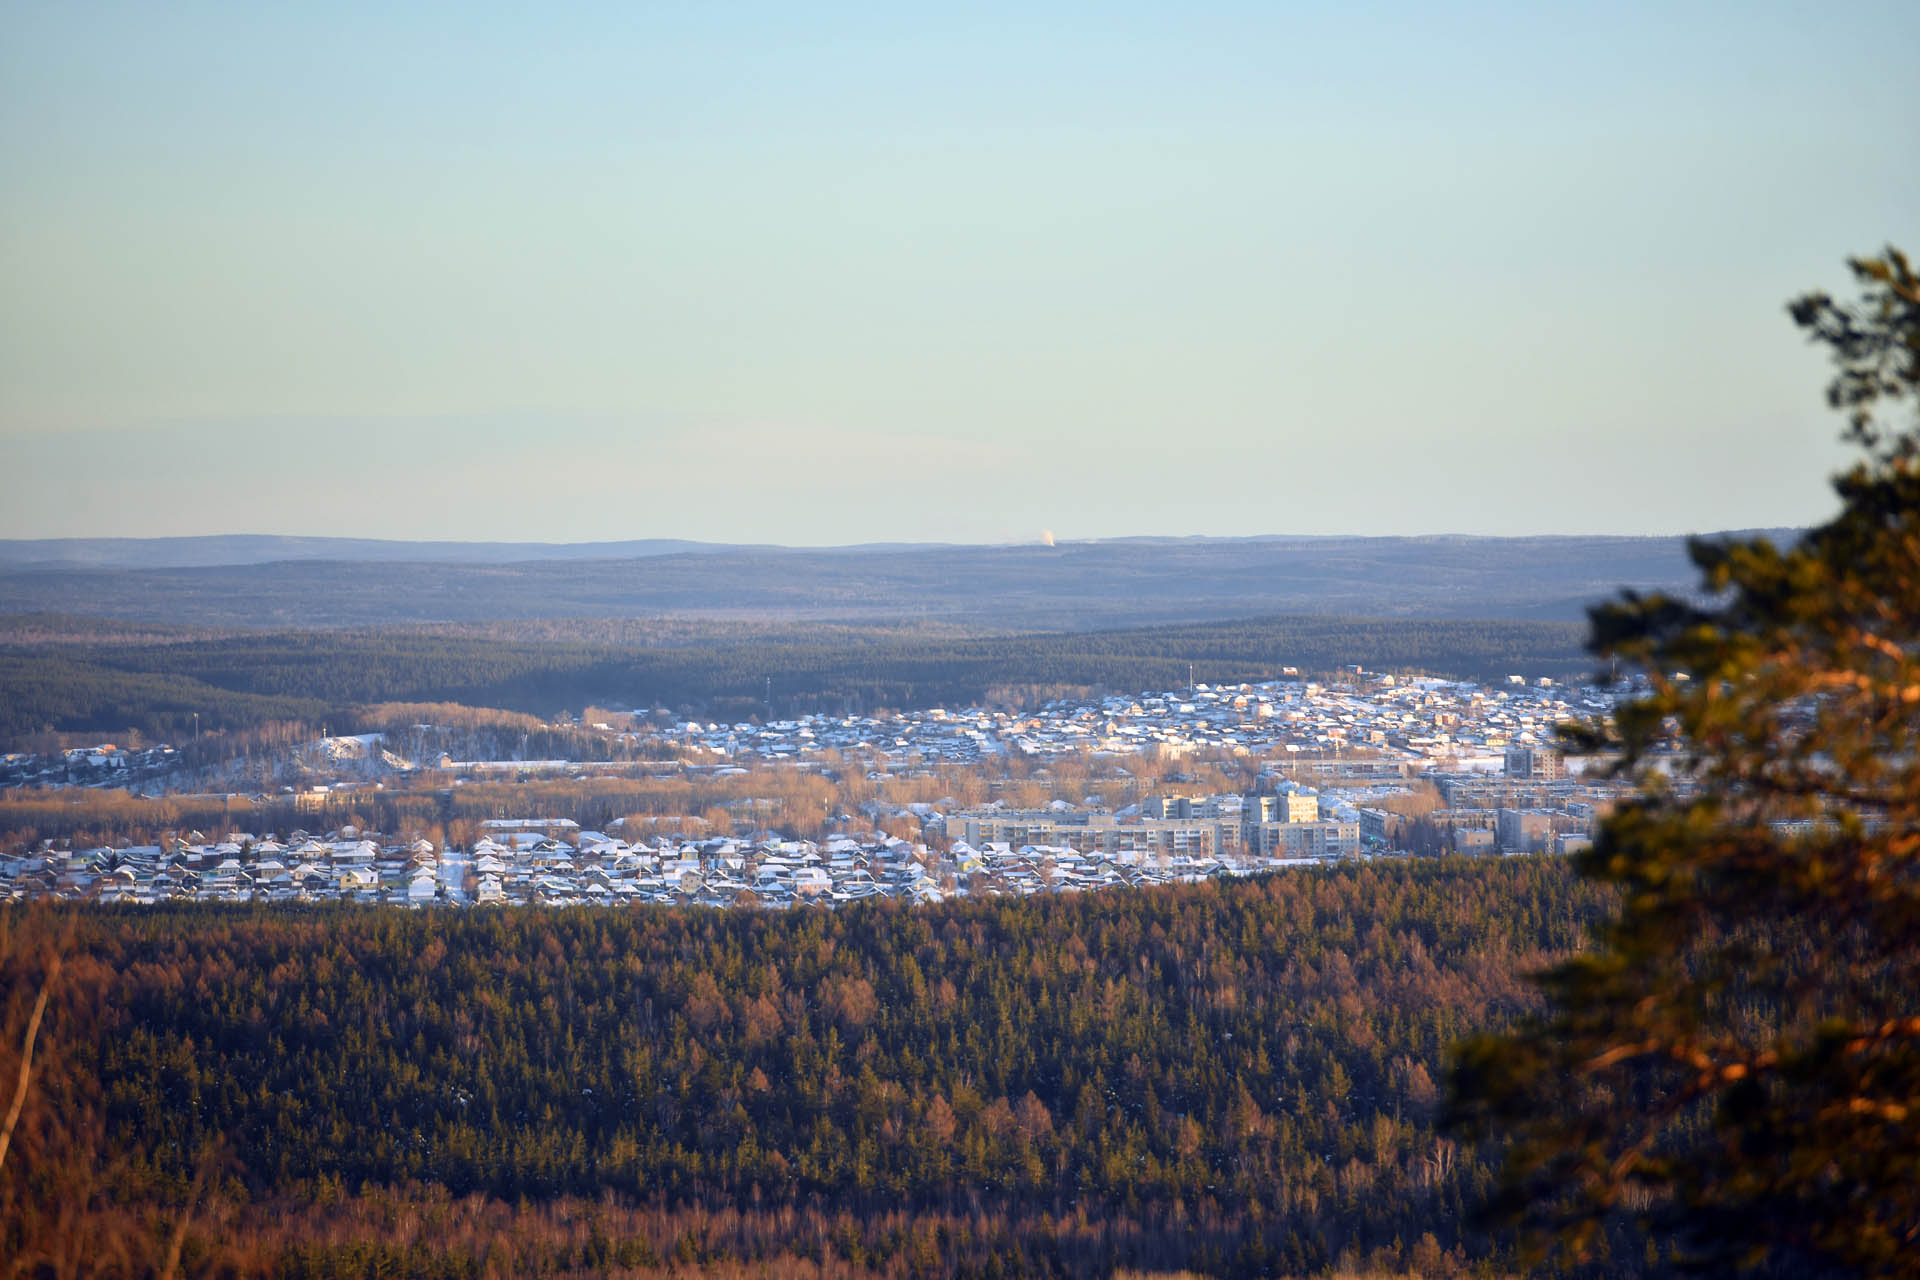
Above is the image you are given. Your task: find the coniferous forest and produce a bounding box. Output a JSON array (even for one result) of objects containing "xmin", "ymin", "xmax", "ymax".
[
  {"xmin": 2, "ymin": 860, "xmax": 1622, "ymax": 1278},
  {"xmin": 0, "ymin": 613, "xmax": 1588, "ymax": 743}
]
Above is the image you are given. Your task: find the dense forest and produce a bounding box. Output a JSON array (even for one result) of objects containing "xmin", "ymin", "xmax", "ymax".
[
  {"xmin": 0, "ymin": 861, "xmax": 1648, "ymax": 1278},
  {"xmin": 0, "ymin": 613, "xmax": 1589, "ymax": 743}
]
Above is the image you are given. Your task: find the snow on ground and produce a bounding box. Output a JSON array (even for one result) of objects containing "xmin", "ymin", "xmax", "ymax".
[{"xmin": 438, "ymin": 843, "xmax": 471, "ymax": 903}]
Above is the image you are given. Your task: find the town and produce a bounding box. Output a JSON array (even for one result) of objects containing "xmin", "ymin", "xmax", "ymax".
[
  {"xmin": 1, "ymin": 668, "xmax": 1670, "ymax": 906},
  {"xmin": 6, "ymin": 666, "xmax": 1626, "ymax": 788}
]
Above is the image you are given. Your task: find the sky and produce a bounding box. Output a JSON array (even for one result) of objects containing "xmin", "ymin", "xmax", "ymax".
[{"xmin": 3, "ymin": 1, "xmax": 1915, "ymax": 545}]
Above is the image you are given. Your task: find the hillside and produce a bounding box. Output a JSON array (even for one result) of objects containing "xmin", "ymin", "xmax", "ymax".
[
  {"xmin": 0, "ymin": 613, "xmax": 1589, "ymax": 742},
  {"xmin": 2, "ymin": 863, "xmax": 1620, "ymax": 1277}
]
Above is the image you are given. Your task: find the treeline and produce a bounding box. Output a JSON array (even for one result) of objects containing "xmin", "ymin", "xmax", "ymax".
[
  {"xmin": 1, "ymin": 862, "xmax": 1653, "ymax": 1278},
  {"xmin": 0, "ymin": 613, "xmax": 1589, "ymax": 743},
  {"xmin": 0, "ymin": 651, "xmax": 331, "ymax": 742}
]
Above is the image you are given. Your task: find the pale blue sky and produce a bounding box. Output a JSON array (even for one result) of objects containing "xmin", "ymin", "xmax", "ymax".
[{"xmin": 3, "ymin": 1, "xmax": 1914, "ymax": 543}]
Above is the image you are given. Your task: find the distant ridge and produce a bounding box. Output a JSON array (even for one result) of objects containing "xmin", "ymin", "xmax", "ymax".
[
  {"xmin": 0, "ymin": 533, "xmax": 1787, "ymax": 630},
  {"xmin": 0, "ymin": 530, "xmax": 1798, "ymax": 572},
  {"xmin": 0, "ymin": 535, "xmax": 753, "ymax": 570}
]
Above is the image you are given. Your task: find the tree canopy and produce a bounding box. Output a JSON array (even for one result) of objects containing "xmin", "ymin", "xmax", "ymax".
[
  {"xmin": 2, "ymin": 863, "xmax": 1607, "ymax": 1278},
  {"xmin": 1449, "ymin": 248, "xmax": 1920, "ymax": 1275}
]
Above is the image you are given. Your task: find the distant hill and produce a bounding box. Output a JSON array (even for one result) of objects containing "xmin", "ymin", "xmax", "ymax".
[
  {"xmin": 0, "ymin": 532, "xmax": 1772, "ymax": 629},
  {"xmin": 0, "ymin": 613, "xmax": 1593, "ymax": 741},
  {"xmin": 0, "ymin": 534, "xmax": 753, "ymax": 570}
]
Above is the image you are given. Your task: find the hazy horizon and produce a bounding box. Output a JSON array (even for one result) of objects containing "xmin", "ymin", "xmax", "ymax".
[
  {"xmin": 0, "ymin": 526, "xmax": 1804, "ymax": 556},
  {"xmin": 6, "ymin": 1, "xmax": 1915, "ymax": 543}
]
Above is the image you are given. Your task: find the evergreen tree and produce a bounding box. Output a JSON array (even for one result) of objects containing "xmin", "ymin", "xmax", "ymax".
[{"xmin": 1449, "ymin": 248, "xmax": 1920, "ymax": 1276}]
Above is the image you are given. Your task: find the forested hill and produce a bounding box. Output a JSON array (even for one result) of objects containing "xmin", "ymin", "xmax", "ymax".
[
  {"xmin": 0, "ymin": 613, "xmax": 1589, "ymax": 740},
  {"xmin": 0, "ymin": 533, "xmax": 1731, "ymax": 629},
  {"xmin": 4, "ymin": 861, "xmax": 1622, "ymax": 1278}
]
